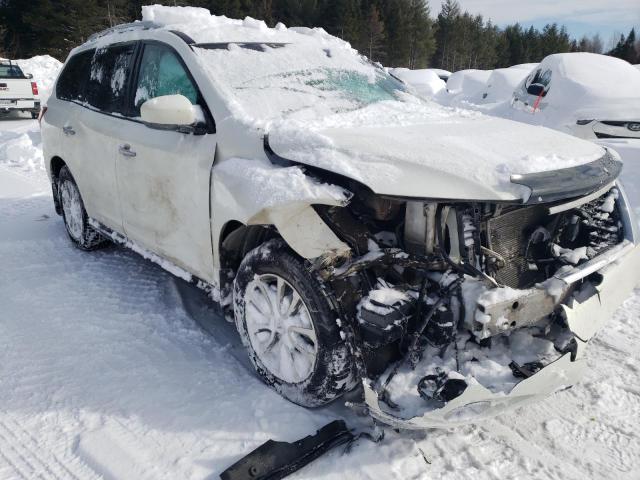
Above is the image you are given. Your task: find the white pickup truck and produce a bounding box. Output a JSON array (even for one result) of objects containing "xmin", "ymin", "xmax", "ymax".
[{"xmin": 0, "ymin": 61, "xmax": 40, "ymax": 118}]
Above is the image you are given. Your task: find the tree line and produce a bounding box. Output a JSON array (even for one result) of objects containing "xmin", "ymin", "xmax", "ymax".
[{"xmin": 1, "ymin": 0, "xmax": 638, "ymax": 69}]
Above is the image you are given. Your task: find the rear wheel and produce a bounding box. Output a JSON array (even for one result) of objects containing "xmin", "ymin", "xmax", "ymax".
[
  {"xmin": 31, "ymin": 112, "xmax": 38, "ymax": 119},
  {"xmin": 58, "ymin": 166, "xmax": 107, "ymax": 250},
  {"xmin": 233, "ymin": 239, "xmax": 356, "ymax": 407}
]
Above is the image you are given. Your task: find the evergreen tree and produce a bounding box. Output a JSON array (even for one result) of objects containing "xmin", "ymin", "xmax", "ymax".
[
  {"xmin": 609, "ymin": 28, "xmax": 638, "ymax": 63},
  {"xmin": 365, "ymin": 4, "xmax": 386, "ymax": 62},
  {"xmin": 0, "ymin": 0, "xmax": 627, "ymax": 69}
]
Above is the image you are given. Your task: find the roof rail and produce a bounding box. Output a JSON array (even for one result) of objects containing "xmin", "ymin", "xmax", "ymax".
[{"xmin": 87, "ymin": 21, "xmax": 160, "ymax": 42}]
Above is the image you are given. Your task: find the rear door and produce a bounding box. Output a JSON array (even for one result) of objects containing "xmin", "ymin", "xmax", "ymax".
[
  {"xmin": 44, "ymin": 50, "xmax": 93, "ymax": 203},
  {"xmin": 115, "ymin": 41, "xmax": 217, "ymax": 281},
  {"xmin": 74, "ymin": 42, "xmax": 138, "ymax": 231}
]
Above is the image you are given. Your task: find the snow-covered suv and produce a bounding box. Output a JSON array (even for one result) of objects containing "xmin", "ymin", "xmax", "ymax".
[
  {"xmin": 0, "ymin": 61, "xmax": 40, "ymax": 118},
  {"xmin": 42, "ymin": 6, "xmax": 640, "ymax": 429}
]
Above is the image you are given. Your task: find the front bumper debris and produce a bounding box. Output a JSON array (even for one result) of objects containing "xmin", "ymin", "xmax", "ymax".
[
  {"xmin": 220, "ymin": 421, "xmax": 354, "ymax": 480},
  {"xmin": 363, "ymin": 240, "xmax": 640, "ymax": 430}
]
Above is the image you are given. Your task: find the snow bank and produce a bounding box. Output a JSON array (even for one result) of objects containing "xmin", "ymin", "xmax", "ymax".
[
  {"xmin": 0, "ymin": 125, "xmax": 44, "ymax": 177},
  {"xmin": 390, "ymin": 68, "xmax": 446, "ymax": 98},
  {"xmin": 13, "ymin": 55, "xmax": 62, "ymax": 101}
]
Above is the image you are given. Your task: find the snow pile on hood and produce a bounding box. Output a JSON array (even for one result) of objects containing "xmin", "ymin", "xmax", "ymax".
[
  {"xmin": 390, "ymin": 68, "xmax": 446, "ymax": 98},
  {"xmin": 13, "ymin": 55, "xmax": 62, "ymax": 101},
  {"xmin": 143, "ymin": 6, "xmax": 607, "ymax": 202},
  {"xmin": 478, "ymin": 67, "xmax": 534, "ymax": 104}
]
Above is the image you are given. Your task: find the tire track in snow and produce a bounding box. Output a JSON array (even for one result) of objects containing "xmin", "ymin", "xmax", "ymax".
[{"xmin": 0, "ymin": 415, "xmax": 101, "ymax": 480}]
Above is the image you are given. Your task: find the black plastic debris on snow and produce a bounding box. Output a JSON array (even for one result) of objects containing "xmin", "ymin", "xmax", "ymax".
[{"xmin": 220, "ymin": 420, "xmax": 354, "ymax": 480}]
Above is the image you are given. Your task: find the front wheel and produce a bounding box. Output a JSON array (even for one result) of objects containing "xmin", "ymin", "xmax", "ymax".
[
  {"xmin": 233, "ymin": 239, "xmax": 356, "ymax": 407},
  {"xmin": 58, "ymin": 166, "xmax": 107, "ymax": 250}
]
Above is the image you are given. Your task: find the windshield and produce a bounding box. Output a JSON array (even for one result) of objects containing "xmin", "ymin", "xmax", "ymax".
[
  {"xmin": 0, "ymin": 64, "xmax": 25, "ymax": 79},
  {"xmin": 195, "ymin": 44, "xmax": 412, "ymax": 122}
]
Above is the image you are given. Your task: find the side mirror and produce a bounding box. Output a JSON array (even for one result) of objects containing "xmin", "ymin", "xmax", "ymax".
[
  {"xmin": 26, "ymin": 73, "xmax": 33, "ymax": 79},
  {"xmin": 140, "ymin": 94, "xmax": 196, "ymax": 126},
  {"xmin": 526, "ymin": 84, "xmax": 546, "ymax": 97}
]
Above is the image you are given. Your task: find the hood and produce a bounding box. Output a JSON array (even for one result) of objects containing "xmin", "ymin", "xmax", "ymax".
[{"xmin": 268, "ymin": 114, "xmax": 607, "ymax": 202}]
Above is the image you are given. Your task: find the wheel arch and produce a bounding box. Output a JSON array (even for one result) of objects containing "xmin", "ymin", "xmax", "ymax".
[
  {"xmin": 218, "ymin": 220, "xmax": 279, "ymax": 304},
  {"xmin": 50, "ymin": 156, "xmax": 67, "ymax": 215}
]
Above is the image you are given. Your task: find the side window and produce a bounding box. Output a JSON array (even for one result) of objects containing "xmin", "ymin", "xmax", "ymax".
[
  {"xmin": 86, "ymin": 43, "xmax": 136, "ymax": 114},
  {"xmin": 526, "ymin": 68, "xmax": 552, "ymax": 96},
  {"xmin": 133, "ymin": 44, "xmax": 198, "ymax": 115},
  {"xmin": 56, "ymin": 50, "xmax": 94, "ymax": 102}
]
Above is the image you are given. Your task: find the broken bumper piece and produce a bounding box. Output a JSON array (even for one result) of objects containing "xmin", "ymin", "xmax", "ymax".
[
  {"xmin": 363, "ymin": 241, "xmax": 640, "ymax": 430},
  {"xmin": 220, "ymin": 420, "xmax": 353, "ymax": 480}
]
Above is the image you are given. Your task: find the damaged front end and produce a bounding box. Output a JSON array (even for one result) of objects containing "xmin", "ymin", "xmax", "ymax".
[{"xmin": 313, "ymin": 167, "xmax": 640, "ymax": 429}]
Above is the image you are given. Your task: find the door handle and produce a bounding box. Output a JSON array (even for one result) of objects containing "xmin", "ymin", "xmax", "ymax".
[
  {"xmin": 62, "ymin": 125, "xmax": 75, "ymax": 136},
  {"xmin": 119, "ymin": 144, "xmax": 136, "ymax": 157}
]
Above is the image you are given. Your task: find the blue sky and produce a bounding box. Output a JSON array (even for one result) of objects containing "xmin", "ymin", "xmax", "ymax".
[{"xmin": 441, "ymin": 0, "xmax": 640, "ymax": 47}]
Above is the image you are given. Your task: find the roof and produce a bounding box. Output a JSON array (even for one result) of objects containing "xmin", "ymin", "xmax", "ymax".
[{"xmin": 86, "ymin": 21, "xmax": 162, "ymax": 43}]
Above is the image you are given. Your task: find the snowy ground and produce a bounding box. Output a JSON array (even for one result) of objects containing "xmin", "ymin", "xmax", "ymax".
[{"xmin": 2, "ymin": 111, "xmax": 640, "ymax": 479}]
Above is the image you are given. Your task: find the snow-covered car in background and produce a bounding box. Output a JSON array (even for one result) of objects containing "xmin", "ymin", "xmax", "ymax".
[
  {"xmin": 0, "ymin": 61, "xmax": 40, "ymax": 118},
  {"xmin": 42, "ymin": 6, "xmax": 640, "ymax": 429},
  {"xmin": 478, "ymin": 64, "xmax": 537, "ymax": 104},
  {"xmin": 440, "ymin": 68, "xmax": 491, "ymax": 105},
  {"xmin": 390, "ymin": 67, "xmax": 446, "ymax": 98},
  {"xmin": 428, "ymin": 68, "xmax": 451, "ymax": 82},
  {"xmin": 511, "ymin": 53, "xmax": 640, "ymax": 140}
]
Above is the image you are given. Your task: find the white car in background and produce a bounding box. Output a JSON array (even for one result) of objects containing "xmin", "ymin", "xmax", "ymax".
[
  {"xmin": 41, "ymin": 6, "xmax": 640, "ymax": 430},
  {"xmin": 428, "ymin": 68, "xmax": 451, "ymax": 82},
  {"xmin": 511, "ymin": 53, "xmax": 640, "ymax": 140},
  {"xmin": 478, "ymin": 64, "xmax": 537, "ymax": 104},
  {"xmin": 0, "ymin": 60, "xmax": 41, "ymax": 118},
  {"xmin": 440, "ymin": 68, "xmax": 491, "ymax": 105},
  {"xmin": 390, "ymin": 68, "xmax": 446, "ymax": 98}
]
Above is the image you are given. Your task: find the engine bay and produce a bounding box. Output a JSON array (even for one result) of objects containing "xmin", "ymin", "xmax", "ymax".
[{"xmin": 316, "ymin": 182, "xmax": 624, "ymax": 419}]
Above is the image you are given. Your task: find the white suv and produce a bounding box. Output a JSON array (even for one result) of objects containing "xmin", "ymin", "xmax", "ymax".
[{"xmin": 42, "ymin": 6, "xmax": 640, "ymax": 429}]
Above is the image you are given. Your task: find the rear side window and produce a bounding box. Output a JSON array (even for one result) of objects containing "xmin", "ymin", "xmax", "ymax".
[
  {"xmin": 86, "ymin": 43, "xmax": 136, "ymax": 114},
  {"xmin": 133, "ymin": 43, "xmax": 198, "ymax": 115},
  {"xmin": 56, "ymin": 50, "xmax": 94, "ymax": 102}
]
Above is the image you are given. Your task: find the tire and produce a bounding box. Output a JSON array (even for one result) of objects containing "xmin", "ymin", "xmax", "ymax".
[
  {"xmin": 233, "ymin": 239, "xmax": 356, "ymax": 407},
  {"xmin": 58, "ymin": 166, "xmax": 107, "ymax": 250},
  {"xmin": 31, "ymin": 112, "xmax": 38, "ymax": 119}
]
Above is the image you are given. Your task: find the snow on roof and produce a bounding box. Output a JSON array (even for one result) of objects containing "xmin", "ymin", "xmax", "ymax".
[
  {"xmin": 540, "ymin": 53, "xmax": 640, "ymax": 100},
  {"xmin": 428, "ymin": 68, "xmax": 452, "ymax": 77},
  {"xmin": 142, "ymin": 5, "xmax": 347, "ymax": 47},
  {"xmin": 509, "ymin": 63, "xmax": 538, "ymax": 71},
  {"xmin": 140, "ymin": 5, "xmax": 455, "ymax": 128}
]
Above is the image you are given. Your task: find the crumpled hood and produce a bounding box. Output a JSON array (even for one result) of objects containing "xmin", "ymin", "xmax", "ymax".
[{"xmin": 268, "ymin": 113, "xmax": 607, "ymax": 202}]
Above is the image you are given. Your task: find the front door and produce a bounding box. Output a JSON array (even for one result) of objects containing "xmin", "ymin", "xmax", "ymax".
[{"xmin": 115, "ymin": 42, "xmax": 217, "ymax": 282}]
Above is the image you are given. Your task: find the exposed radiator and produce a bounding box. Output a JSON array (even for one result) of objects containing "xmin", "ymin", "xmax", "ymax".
[{"xmin": 487, "ymin": 206, "xmax": 548, "ymax": 288}]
